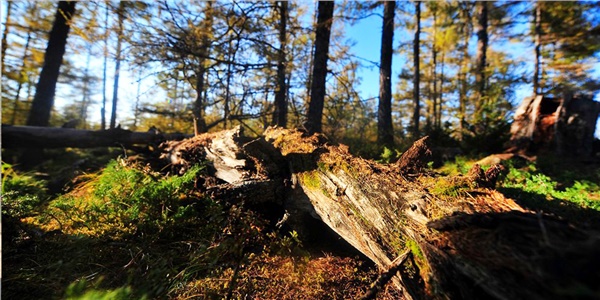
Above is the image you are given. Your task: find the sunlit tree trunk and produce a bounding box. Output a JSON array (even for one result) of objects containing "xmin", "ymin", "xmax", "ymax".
[
  {"xmin": 193, "ymin": 1, "xmax": 213, "ymax": 135},
  {"xmin": 101, "ymin": 2, "xmax": 109, "ymax": 130},
  {"xmin": 432, "ymin": 8, "xmax": 438, "ymax": 131},
  {"xmin": 533, "ymin": 2, "xmax": 542, "ymax": 95},
  {"xmin": 305, "ymin": 0, "xmax": 334, "ymax": 134},
  {"xmin": 412, "ymin": 1, "xmax": 421, "ymax": 139},
  {"xmin": 110, "ymin": 0, "xmax": 126, "ymax": 129},
  {"xmin": 378, "ymin": 0, "xmax": 395, "ymax": 148},
  {"xmin": 438, "ymin": 52, "xmax": 444, "ymax": 130},
  {"xmin": 272, "ymin": 1, "xmax": 289, "ymax": 128},
  {"xmin": 457, "ymin": 2, "xmax": 472, "ymax": 140},
  {"xmin": 26, "ymin": 1, "xmax": 76, "ymax": 127},
  {"xmin": 11, "ymin": 32, "xmax": 32, "ymax": 125},
  {"xmin": 474, "ymin": 1, "xmax": 488, "ymax": 118},
  {"xmin": 1, "ymin": 0, "xmax": 13, "ymax": 77}
]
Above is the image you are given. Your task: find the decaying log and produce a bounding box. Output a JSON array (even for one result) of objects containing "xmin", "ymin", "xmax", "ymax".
[
  {"xmin": 508, "ymin": 94, "xmax": 600, "ymax": 157},
  {"xmin": 1, "ymin": 125, "xmax": 191, "ymax": 148},
  {"xmin": 161, "ymin": 126, "xmax": 600, "ymax": 299}
]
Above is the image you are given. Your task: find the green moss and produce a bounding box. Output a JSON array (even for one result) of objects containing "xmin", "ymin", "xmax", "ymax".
[
  {"xmin": 299, "ymin": 171, "xmax": 331, "ymax": 198},
  {"xmin": 430, "ymin": 177, "xmax": 470, "ymax": 198}
]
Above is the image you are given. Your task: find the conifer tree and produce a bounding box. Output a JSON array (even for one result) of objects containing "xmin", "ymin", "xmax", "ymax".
[
  {"xmin": 378, "ymin": 1, "xmax": 395, "ymax": 147},
  {"xmin": 306, "ymin": 1, "xmax": 335, "ymax": 134},
  {"xmin": 26, "ymin": 1, "xmax": 76, "ymax": 127}
]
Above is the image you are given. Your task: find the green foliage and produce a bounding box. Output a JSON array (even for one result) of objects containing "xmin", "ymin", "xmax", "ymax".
[
  {"xmin": 45, "ymin": 160, "xmax": 203, "ymax": 237},
  {"xmin": 379, "ymin": 146, "xmax": 402, "ymax": 164},
  {"xmin": 65, "ymin": 278, "xmax": 142, "ymax": 300},
  {"xmin": 1, "ymin": 162, "xmax": 48, "ymax": 218},
  {"xmin": 501, "ymin": 162, "xmax": 600, "ymax": 211}
]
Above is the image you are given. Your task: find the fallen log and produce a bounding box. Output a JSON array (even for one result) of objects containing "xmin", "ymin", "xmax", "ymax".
[
  {"xmin": 160, "ymin": 126, "xmax": 600, "ymax": 299},
  {"xmin": 1, "ymin": 124, "xmax": 192, "ymax": 148}
]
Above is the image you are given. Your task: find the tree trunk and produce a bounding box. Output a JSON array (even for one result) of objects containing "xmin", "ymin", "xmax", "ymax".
[
  {"xmin": 412, "ymin": 1, "xmax": 421, "ymax": 139},
  {"xmin": 432, "ymin": 8, "xmax": 438, "ymax": 131},
  {"xmin": 305, "ymin": 0, "xmax": 335, "ymax": 135},
  {"xmin": 160, "ymin": 126, "xmax": 600, "ymax": 299},
  {"xmin": 193, "ymin": 1, "xmax": 213, "ymax": 135},
  {"xmin": 378, "ymin": 1, "xmax": 395, "ymax": 148},
  {"xmin": 1, "ymin": 0, "xmax": 13, "ymax": 77},
  {"xmin": 101, "ymin": 2, "xmax": 109, "ymax": 130},
  {"xmin": 110, "ymin": 0, "xmax": 126, "ymax": 130},
  {"xmin": 272, "ymin": 1, "xmax": 289, "ymax": 128},
  {"xmin": 1, "ymin": 125, "xmax": 191, "ymax": 149},
  {"xmin": 11, "ymin": 31, "xmax": 32, "ymax": 125},
  {"xmin": 457, "ymin": 2, "xmax": 471, "ymax": 140},
  {"xmin": 533, "ymin": 2, "xmax": 542, "ymax": 95},
  {"xmin": 26, "ymin": 1, "xmax": 76, "ymax": 127},
  {"xmin": 475, "ymin": 1, "xmax": 488, "ymax": 117}
]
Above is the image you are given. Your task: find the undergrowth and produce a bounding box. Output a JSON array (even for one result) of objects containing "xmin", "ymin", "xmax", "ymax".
[
  {"xmin": 437, "ymin": 155, "xmax": 600, "ymax": 227},
  {"xmin": 2, "ymin": 158, "xmax": 390, "ymax": 299}
]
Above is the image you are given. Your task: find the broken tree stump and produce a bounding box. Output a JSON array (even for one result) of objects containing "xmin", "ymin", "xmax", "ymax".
[
  {"xmin": 507, "ymin": 94, "xmax": 600, "ymax": 157},
  {"xmin": 160, "ymin": 126, "xmax": 600, "ymax": 299}
]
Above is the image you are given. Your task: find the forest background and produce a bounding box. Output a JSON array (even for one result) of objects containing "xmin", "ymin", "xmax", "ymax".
[{"xmin": 2, "ymin": 0, "xmax": 599, "ymax": 157}]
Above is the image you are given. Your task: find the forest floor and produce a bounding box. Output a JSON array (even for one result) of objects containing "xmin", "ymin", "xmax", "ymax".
[{"xmin": 2, "ymin": 146, "xmax": 599, "ymax": 299}]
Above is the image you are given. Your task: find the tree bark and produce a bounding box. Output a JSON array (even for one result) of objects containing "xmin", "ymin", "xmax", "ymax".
[
  {"xmin": 378, "ymin": 1, "xmax": 395, "ymax": 148},
  {"xmin": 412, "ymin": 1, "xmax": 421, "ymax": 139},
  {"xmin": 475, "ymin": 1, "xmax": 488, "ymax": 117},
  {"xmin": 1, "ymin": 0, "xmax": 13, "ymax": 77},
  {"xmin": 11, "ymin": 31, "xmax": 32, "ymax": 125},
  {"xmin": 110, "ymin": 1, "xmax": 126, "ymax": 130},
  {"xmin": 1, "ymin": 125, "xmax": 191, "ymax": 149},
  {"xmin": 159, "ymin": 126, "xmax": 600, "ymax": 299},
  {"xmin": 272, "ymin": 1, "xmax": 289, "ymax": 128},
  {"xmin": 457, "ymin": 2, "xmax": 472, "ymax": 140},
  {"xmin": 533, "ymin": 2, "xmax": 542, "ymax": 95},
  {"xmin": 193, "ymin": 1, "xmax": 213, "ymax": 135},
  {"xmin": 26, "ymin": 1, "xmax": 76, "ymax": 127},
  {"xmin": 101, "ymin": 2, "xmax": 109, "ymax": 130},
  {"xmin": 305, "ymin": 1, "xmax": 335, "ymax": 135}
]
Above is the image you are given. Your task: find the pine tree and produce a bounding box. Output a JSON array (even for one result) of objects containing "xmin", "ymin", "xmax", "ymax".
[
  {"xmin": 306, "ymin": 1, "xmax": 335, "ymax": 134},
  {"xmin": 26, "ymin": 1, "xmax": 76, "ymax": 127},
  {"xmin": 378, "ymin": 1, "xmax": 395, "ymax": 148},
  {"xmin": 412, "ymin": 1, "xmax": 421, "ymax": 139}
]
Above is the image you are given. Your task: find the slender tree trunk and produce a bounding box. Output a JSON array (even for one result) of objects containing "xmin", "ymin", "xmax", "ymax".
[
  {"xmin": 474, "ymin": 1, "xmax": 488, "ymax": 118},
  {"xmin": 224, "ymin": 39, "xmax": 234, "ymax": 130},
  {"xmin": 193, "ymin": 1, "xmax": 213, "ymax": 135},
  {"xmin": 305, "ymin": 0, "xmax": 334, "ymax": 134},
  {"xmin": 412, "ymin": 1, "xmax": 421, "ymax": 140},
  {"xmin": 11, "ymin": 32, "xmax": 32, "ymax": 125},
  {"xmin": 133, "ymin": 68, "xmax": 142, "ymax": 129},
  {"xmin": 79, "ymin": 47, "xmax": 92, "ymax": 129},
  {"xmin": 533, "ymin": 2, "xmax": 542, "ymax": 95},
  {"xmin": 378, "ymin": 1, "xmax": 395, "ymax": 148},
  {"xmin": 26, "ymin": 1, "xmax": 76, "ymax": 127},
  {"xmin": 457, "ymin": 2, "xmax": 471, "ymax": 140},
  {"xmin": 1, "ymin": 0, "xmax": 13, "ymax": 77},
  {"xmin": 432, "ymin": 8, "xmax": 438, "ymax": 131},
  {"xmin": 110, "ymin": 1, "xmax": 126, "ymax": 129},
  {"xmin": 101, "ymin": 3, "xmax": 109, "ymax": 130},
  {"xmin": 438, "ymin": 52, "xmax": 444, "ymax": 130},
  {"xmin": 272, "ymin": 1, "xmax": 289, "ymax": 128}
]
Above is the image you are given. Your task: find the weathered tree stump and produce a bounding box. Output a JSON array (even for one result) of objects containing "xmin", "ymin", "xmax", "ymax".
[
  {"xmin": 160, "ymin": 126, "xmax": 600, "ymax": 299},
  {"xmin": 507, "ymin": 94, "xmax": 600, "ymax": 157}
]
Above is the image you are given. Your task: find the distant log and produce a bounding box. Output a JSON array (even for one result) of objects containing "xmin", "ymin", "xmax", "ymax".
[
  {"xmin": 1, "ymin": 125, "xmax": 191, "ymax": 148},
  {"xmin": 508, "ymin": 94, "xmax": 600, "ymax": 157},
  {"xmin": 160, "ymin": 126, "xmax": 600, "ymax": 299}
]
